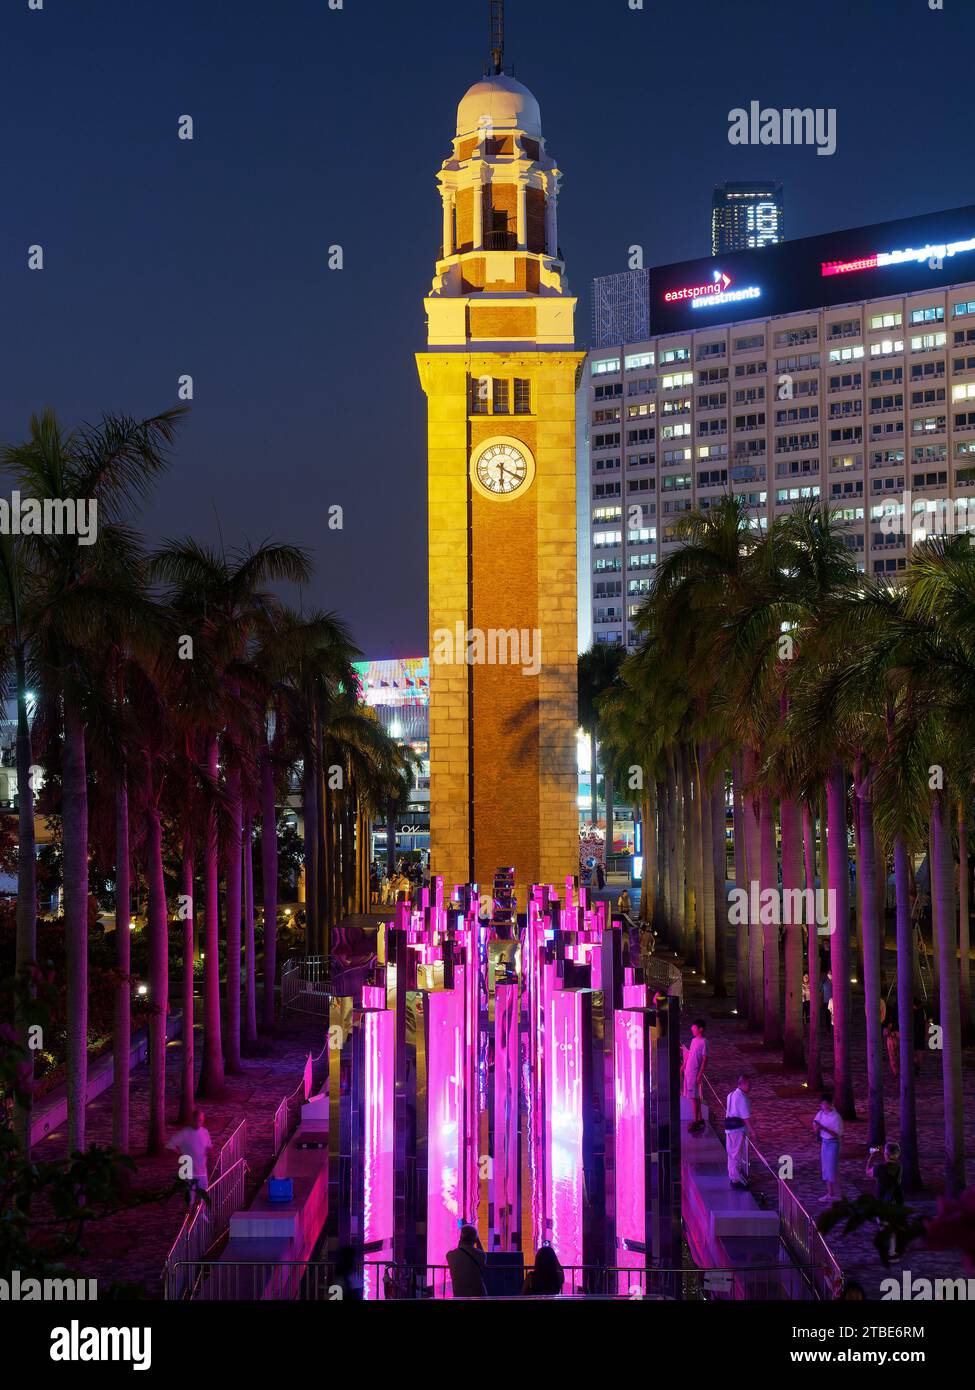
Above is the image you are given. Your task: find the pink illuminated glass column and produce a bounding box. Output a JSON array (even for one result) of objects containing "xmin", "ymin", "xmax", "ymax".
[
  {"xmin": 425, "ymin": 979, "xmax": 467, "ymax": 1285},
  {"xmin": 544, "ymin": 987, "xmax": 584, "ymax": 1273}
]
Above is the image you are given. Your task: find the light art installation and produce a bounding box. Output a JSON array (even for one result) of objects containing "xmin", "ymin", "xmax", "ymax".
[{"xmin": 327, "ymin": 878, "xmax": 681, "ymax": 1297}]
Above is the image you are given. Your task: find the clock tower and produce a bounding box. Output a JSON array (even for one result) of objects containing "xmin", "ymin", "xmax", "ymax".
[{"xmin": 417, "ymin": 41, "xmax": 583, "ymax": 891}]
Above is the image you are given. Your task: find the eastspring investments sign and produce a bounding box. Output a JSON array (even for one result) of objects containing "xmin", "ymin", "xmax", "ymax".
[{"xmin": 648, "ymin": 204, "xmax": 975, "ymax": 336}]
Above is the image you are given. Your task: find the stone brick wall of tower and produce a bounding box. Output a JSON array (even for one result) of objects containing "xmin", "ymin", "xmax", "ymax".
[
  {"xmin": 418, "ymin": 348, "xmax": 581, "ymax": 893},
  {"xmin": 421, "ymin": 353, "xmax": 471, "ymax": 889}
]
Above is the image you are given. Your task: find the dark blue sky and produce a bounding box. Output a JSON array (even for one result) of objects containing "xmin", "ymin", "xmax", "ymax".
[{"xmin": 2, "ymin": 0, "xmax": 971, "ymax": 656}]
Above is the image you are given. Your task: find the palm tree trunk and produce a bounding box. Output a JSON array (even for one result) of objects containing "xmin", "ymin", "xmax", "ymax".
[
  {"xmin": 760, "ymin": 792, "xmax": 782, "ymax": 1047},
  {"xmin": 893, "ymin": 834, "xmax": 921, "ymax": 1190},
  {"xmin": 959, "ymin": 802, "xmax": 973, "ymax": 1044},
  {"xmin": 643, "ymin": 782, "xmax": 657, "ymax": 928},
  {"xmin": 666, "ymin": 749, "xmax": 679, "ymax": 948},
  {"xmin": 146, "ymin": 795, "xmax": 169, "ymax": 1154},
  {"xmin": 260, "ymin": 747, "xmax": 278, "ymax": 1032},
  {"xmin": 63, "ymin": 696, "xmax": 89, "ymax": 1153},
  {"xmin": 179, "ymin": 847, "xmax": 195, "ymax": 1124},
  {"xmin": 697, "ymin": 753, "xmax": 714, "ymax": 982},
  {"xmin": 733, "ymin": 756, "xmax": 748, "ymax": 1017},
  {"xmin": 931, "ymin": 793, "xmax": 966, "ymax": 1195},
  {"xmin": 13, "ymin": 643, "xmax": 37, "ymax": 1156},
  {"xmin": 710, "ymin": 766, "xmax": 728, "ymax": 997},
  {"xmin": 605, "ymin": 767, "xmax": 615, "ymax": 866},
  {"xmin": 590, "ymin": 734, "xmax": 599, "ymax": 828},
  {"xmin": 680, "ymin": 745, "xmax": 695, "ymax": 960},
  {"xmin": 856, "ymin": 776, "xmax": 885, "ymax": 1147},
  {"xmin": 654, "ymin": 777, "xmax": 668, "ymax": 933},
  {"xmin": 113, "ymin": 774, "xmax": 131, "ymax": 1151},
  {"xmin": 781, "ymin": 793, "xmax": 804, "ymax": 1068},
  {"xmin": 827, "ymin": 764, "xmax": 856, "ymax": 1119},
  {"xmin": 302, "ymin": 743, "xmax": 319, "ymax": 957},
  {"xmin": 243, "ymin": 812, "xmax": 257, "ymax": 1046},
  {"xmin": 223, "ymin": 764, "xmax": 243, "ymax": 1073},
  {"xmin": 744, "ymin": 751, "xmax": 764, "ymax": 1031},
  {"xmin": 385, "ymin": 796, "xmax": 397, "ymax": 876},
  {"xmin": 804, "ymin": 802, "xmax": 823, "ymax": 1091},
  {"xmin": 198, "ymin": 734, "xmax": 225, "ymax": 1098},
  {"xmin": 929, "ymin": 818, "xmax": 940, "ymax": 1017}
]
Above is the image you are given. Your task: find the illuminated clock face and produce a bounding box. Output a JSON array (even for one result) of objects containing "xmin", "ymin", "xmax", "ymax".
[{"xmin": 473, "ymin": 441, "xmax": 531, "ymax": 497}]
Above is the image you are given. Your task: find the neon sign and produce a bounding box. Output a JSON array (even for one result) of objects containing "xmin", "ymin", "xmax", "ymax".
[
  {"xmin": 663, "ymin": 268, "xmax": 762, "ymax": 310},
  {"xmin": 822, "ymin": 235, "xmax": 975, "ymax": 277}
]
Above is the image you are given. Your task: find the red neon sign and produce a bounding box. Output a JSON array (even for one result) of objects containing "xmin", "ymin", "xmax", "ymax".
[{"xmin": 821, "ymin": 254, "xmax": 879, "ymax": 277}]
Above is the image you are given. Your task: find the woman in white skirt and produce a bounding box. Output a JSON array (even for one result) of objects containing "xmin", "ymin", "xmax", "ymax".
[{"xmin": 812, "ymin": 1092, "xmax": 844, "ymax": 1203}]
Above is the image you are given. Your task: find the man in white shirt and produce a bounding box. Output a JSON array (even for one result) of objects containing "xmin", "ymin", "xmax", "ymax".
[
  {"xmin": 725, "ymin": 1074, "xmax": 756, "ymax": 1189},
  {"xmin": 682, "ymin": 1019, "xmax": 708, "ymax": 1134},
  {"xmin": 167, "ymin": 1108, "xmax": 213, "ymax": 1206}
]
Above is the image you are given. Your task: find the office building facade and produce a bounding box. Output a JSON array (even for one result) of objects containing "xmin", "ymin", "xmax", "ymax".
[
  {"xmin": 585, "ymin": 205, "xmax": 975, "ymax": 648},
  {"xmin": 711, "ymin": 181, "xmax": 784, "ymax": 255}
]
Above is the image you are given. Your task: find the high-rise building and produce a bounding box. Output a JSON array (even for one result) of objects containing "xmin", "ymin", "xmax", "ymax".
[
  {"xmin": 712, "ymin": 182, "xmax": 784, "ymax": 255},
  {"xmin": 417, "ymin": 57, "xmax": 583, "ymax": 888},
  {"xmin": 584, "ymin": 204, "xmax": 975, "ymax": 651}
]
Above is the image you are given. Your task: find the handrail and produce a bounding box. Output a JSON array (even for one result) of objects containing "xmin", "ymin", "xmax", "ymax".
[
  {"xmin": 163, "ymin": 1159, "xmax": 249, "ymax": 1300},
  {"xmin": 170, "ymin": 1258, "xmax": 817, "ymax": 1301},
  {"xmin": 699, "ymin": 1073, "xmax": 841, "ymax": 1299}
]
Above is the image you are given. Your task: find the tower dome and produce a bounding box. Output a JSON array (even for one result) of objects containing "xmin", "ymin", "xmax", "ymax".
[{"xmin": 455, "ymin": 73, "xmax": 542, "ymax": 140}]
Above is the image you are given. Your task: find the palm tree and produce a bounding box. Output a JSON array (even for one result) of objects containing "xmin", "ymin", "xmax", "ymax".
[
  {"xmin": 0, "ymin": 536, "xmax": 38, "ymax": 1155},
  {"xmin": 152, "ymin": 540, "xmax": 312, "ymax": 1074},
  {"xmin": 3, "ymin": 407, "xmax": 183, "ymax": 1150},
  {"xmin": 578, "ymin": 642, "xmax": 625, "ymax": 853}
]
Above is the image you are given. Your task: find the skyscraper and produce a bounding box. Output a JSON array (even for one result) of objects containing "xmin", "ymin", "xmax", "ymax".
[{"xmin": 712, "ymin": 182, "xmax": 784, "ymax": 255}]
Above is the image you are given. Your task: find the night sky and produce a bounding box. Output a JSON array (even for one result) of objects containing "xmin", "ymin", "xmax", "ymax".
[{"xmin": 2, "ymin": 0, "xmax": 972, "ymax": 657}]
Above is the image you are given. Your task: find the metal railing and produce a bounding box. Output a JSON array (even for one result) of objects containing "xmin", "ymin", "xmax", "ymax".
[
  {"xmin": 168, "ymin": 1258, "xmax": 814, "ymax": 1301},
  {"xmin": 281, "ymin": 955, "xmax": 331, "ymax": 1017},
  {"xmin": 271, "ymin": 1041, "xmax": 328, "ymax": 1160},
  {"xmin": 211, "ymin": 1118, "xmax": 246, "ymax": 1181},
  {"xmin": 163, "ymin": 1159, "xmax": 248, "ymax": 1300},
  {"xmin": 700, "ymin": 1074, "xmax": 841, "ymax": 1299}
]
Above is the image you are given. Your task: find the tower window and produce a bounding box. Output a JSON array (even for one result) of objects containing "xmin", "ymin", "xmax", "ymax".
[
  {"xmin": 513, "ymin": 378, "xmax": 531, "ymax": 414},
  {"xmin": 492, "ymin": 379, "xmax": 510, "ymax": 414},
  {"xmin": 469, "ymin": 375, "xmax": 489, "ymax": 414}
]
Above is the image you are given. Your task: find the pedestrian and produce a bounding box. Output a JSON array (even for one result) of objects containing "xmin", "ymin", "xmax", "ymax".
[
  {"xmin": 802, "ymin": 972, "xmax": 811, "ymax": 1025},
  {"xmin": 724, "ymin": 1073, "xmax": 756, "ymax": 1190},
  {"xmin": 523, "ymin": 1243, "xmax": 564, "ymax": 1296},
  {"xmin": 822, "ymin": 970, "xmax": 833, "ymax": 1027},
  {"xmin": 812, "ymin": 1092, "xmax": 844, "ymax": 1203},
  {"xmin": 617, "ymin": 888, "xmax": 632, "ymax": 918},
  {"xmin": 595, "ymin": 861, "xmax": 606, "ymax": 890},
  {"xmin": 681, "ymin": 1019, "xmax": 708, "ymax": 1135},
  {"xmin": 446, "ymin": 1224, "xmax": 487, "ymax": 1298},
  {"xmin": 866, "ymin": 1141, "xmax": 904, "ymax": 1205},
  {"xmin": 883, "ymin": 1016, "xmax": 899, "ymax": 1077},
  {"xmin": 166, "ymin": 1107, "xmax": 213, "ymax": 1207},
  {"xmin": 380, "ymin": 871, "xmax": 391, "ymax": 905}
]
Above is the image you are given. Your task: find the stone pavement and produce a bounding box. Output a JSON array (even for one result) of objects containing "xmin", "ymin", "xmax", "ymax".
[
  {"xmin": 33, "ymin": 1012, "xmax": 327, "ymax": 1298},
  {"xmin": 671, "ymin": 949, "xmax": 975, "ymax": 1298}
]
